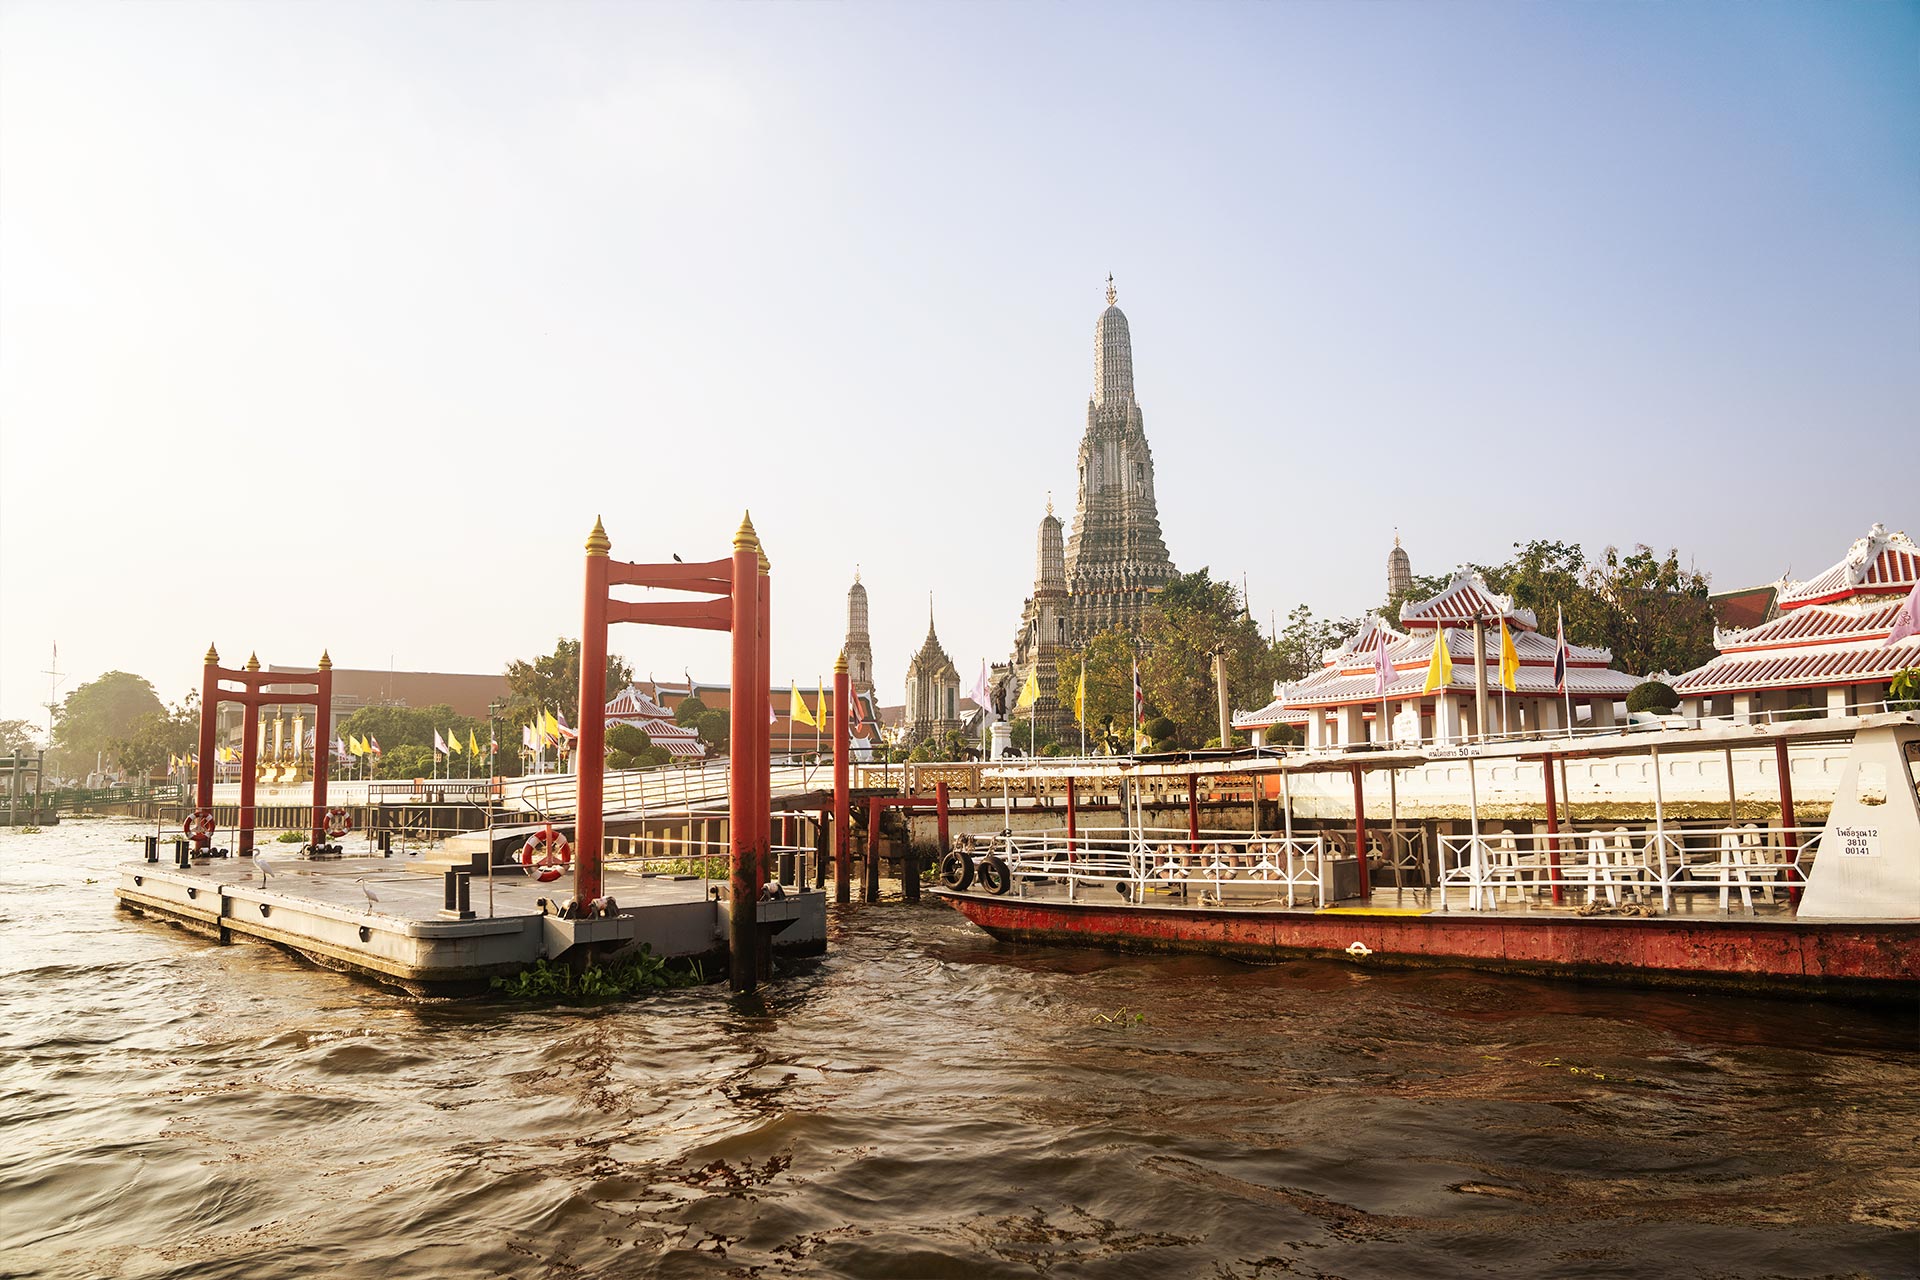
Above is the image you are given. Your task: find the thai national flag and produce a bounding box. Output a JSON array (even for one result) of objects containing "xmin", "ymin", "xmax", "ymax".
[{"xmin": 1553, "ymin": 607, "xmax": 1569, "ymax": 693}]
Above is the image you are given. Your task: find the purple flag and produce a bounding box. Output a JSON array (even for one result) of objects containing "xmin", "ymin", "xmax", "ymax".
[
  {"xmin": 1373, "ymin": 630, "xmax": 1394, "ymax": 698},
  {"xmin": 1885, "ymin": 579, "xmax": 1920, "ymax": 647}
]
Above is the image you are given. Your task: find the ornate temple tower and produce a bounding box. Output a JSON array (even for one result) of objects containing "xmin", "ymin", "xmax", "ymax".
[
  {"xmin": 1387, "ymin": 535, "xmax": 1412, "ymax": 599},
  {"xmin": 1010, "ymin": 500, "xmax": 1070, "ymax": 731},
  {"xmin": 1064, "ymin": 277, "xmax": 1176, "ymax": 645},
  {"xmin": 844, "ymin": 571, "xmax": 876, "ymax": 699},
  {"xmin": 902, "ymin": 603, "xmax": 962, "ymax": 747}
]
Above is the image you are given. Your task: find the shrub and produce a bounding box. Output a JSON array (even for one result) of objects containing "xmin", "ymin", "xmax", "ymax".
[
  {"xmin": 1145, "ymin": 716, "xmax": 1176, "ymax": 743},
  {"xmin": 1627, "ymin": 681, "xmax": 1680, "ymax": 714},
  {"xmin": 607, "ymin": 724, "xmax": 650, "ymax": 755}
]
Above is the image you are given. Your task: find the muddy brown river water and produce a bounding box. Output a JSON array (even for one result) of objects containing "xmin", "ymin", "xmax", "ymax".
[{"xmin": 3, "ymin": 819, "xmax": 1916, "ymax": 1278}]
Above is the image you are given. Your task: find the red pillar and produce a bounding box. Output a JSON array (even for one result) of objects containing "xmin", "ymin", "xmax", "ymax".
[
  {"xmin": 833, "ymin": 657, "xmax": 851, "ymax": 904},
  {"xmin": 1351, "ymin": 766, "xmax": 1370, "ymax": 905},
  {"xmin": 1776, "ymin": 736, "xmax": 1802, "ymax": 903},
  {"xmin": 238, "ymin": 654, "xmax": 261, "ymax": 855},
  {"xmin": 935, "ymin": 781, "xmax": 950, "ymax": 854},
  {"xmin": 756, "ymin": 561, "xmax": 772, "ymax": 889},
  {"xmin": 1543, "ymin": 754, "xmax": 1564, "ymax": 904},
  {"xmin": 309, "ymin": 654, "xmax": 333, "ymax": 847},
  {"xmin": 575, "ymin": 520, "xmax": 612, "ymax": 904},
  {"xmin": 195, "ymin": 645, "xmax": 218, "ymax": 848},
  {"xmin": 1187, "ymin": 775, "xmax": 1200, "ymax": 848},
  {"xmin": 728, "ymin": 515, "xmax": 761, "ymax": 992},
  {"xmin": 865, "ymin": 795, "xmax": 883, "ymax": 903},
  {"xmin": 1065, "ymin": 776, "xmax": 1078, "ymax": 861}
]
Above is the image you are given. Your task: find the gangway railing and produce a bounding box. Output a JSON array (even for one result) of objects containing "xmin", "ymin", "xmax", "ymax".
[
  {"xmin": 1436, "ymin": 824, "xmax": 1820, "ymax": 914},
  {"xmin": 973, "ymin": 828, "xmax": 1334, "ymax": 908}
]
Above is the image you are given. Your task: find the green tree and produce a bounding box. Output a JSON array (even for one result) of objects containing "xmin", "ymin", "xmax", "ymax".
[
  {"xmin": 338, "ymin": 704, "xmax": 486, "ymax": 777},
  {"xmin": 107, "ymin": 695, "xmax": 200, "ymax": 777},
  {"xmin": 54, "ymin": 671, "xmax": 165, "ymax": 772},
  {"xmin": 1381, "ymin": 572, "xmax": 1453, "ymax": 627},
  {"xmin": 1054, "ymin": 628, "xmax": 1141, "ymax": 753},
  {"xmin": 1137, "ymin": 570, "xmax": 1282, "ymax": 749},
  {"xmin": 373, "ymin": 743, "xmax": 436, "ymax": 780},
  {"xmin": 1273, "ymin": 604, "xmax": 1361, "ymax": 684},
  {"xmin": 1585, "ymin": 545, "xmax": 1717, "ymax": 675},
  {"xmin": 501, "ymin": 638, "xmax": 633, "ymax": 739},
  {"xmin": 0, "ymin": 719, "xmax": 41, "ymax": 755}
]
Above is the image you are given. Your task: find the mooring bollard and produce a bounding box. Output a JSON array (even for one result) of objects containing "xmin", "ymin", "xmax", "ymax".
[
  {"xmin": 378, "ymin": 830, "xmax": 392, "ymax": 856},
  {"xmin": 144, "ymin": 835, "xmax": 158, "ymax": 863},
  {"xmin": 174, "ymin": 840, "xmax": 191, "ymax": 869},
  {"xmin": 442, "ymin": 867, "xmax": 473, "ymax": 919}
]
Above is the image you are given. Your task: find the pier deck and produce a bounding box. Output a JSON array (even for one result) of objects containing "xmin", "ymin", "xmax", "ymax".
[{"xmin": 115, "ymin": 852, "xmax": 825, "ymax": 994}]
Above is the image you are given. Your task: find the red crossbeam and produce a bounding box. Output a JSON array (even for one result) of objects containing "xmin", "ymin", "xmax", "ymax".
[
  {"xmin": 608, "ymin": 558, "xmax": 734, "ymax": 594},
  {"xmin": 607, "ymin": 599, "xmax": 734, "ymax": 630}
]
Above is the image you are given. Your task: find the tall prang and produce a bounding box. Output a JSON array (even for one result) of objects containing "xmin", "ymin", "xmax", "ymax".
[
  {"xmin": 902, "ymin": 601, "xmax": 961, "ymax": 747},
  {"xmin": 1063, "ymin": 276, "xmax": 1176, "ymax": 645},
  {"xmin": 1010, "ymin": 498, "xmax": 1070, "ymax": 731},
  {"xmin": 843, "ymin": 570, "xmax": 876, "ymax": 699}
]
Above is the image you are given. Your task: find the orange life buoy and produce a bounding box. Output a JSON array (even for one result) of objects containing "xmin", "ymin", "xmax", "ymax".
[
  {"xmin": 323, "ymin": 806, "xmax": 354, "ymax": 838},
  {"xmin": 183, "ymin": 809, "xmax": 216, "ymax": 840}
]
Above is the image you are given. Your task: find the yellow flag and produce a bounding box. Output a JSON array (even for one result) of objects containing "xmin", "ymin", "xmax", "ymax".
[
  {"xmin": 1423, "ymin": 627, "xmax": 1455, "ymax": 693},
  {"xmin": 468, "ymin": 728, "xmax": 481, "ymax": 756},
  {"xmin": 543, "ymin": 709, "xmax": 561, "ymax": 745},
  {"xmin": 1074, "ymin": 664, "xmax": 1086, "ymax": 723},
  {"xmin": 789, "ymin": 683, "xmax": 816, "ymax": 728},
  {"xmin": 1499, "ymin": 619, "xmax": 1520, "ymax": 693},
  {"xmin": 1015, "ymin": 666, "xmax": 1041, "ymax": 711}
]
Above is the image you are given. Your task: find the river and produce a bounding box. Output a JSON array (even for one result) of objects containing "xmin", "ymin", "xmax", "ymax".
[{"xmin": 3, "ymin": 819, "xmax": 1916, "ymax": 1278}]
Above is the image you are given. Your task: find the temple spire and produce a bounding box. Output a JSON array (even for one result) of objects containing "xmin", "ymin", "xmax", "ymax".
[{"xmin": 1105, "ymin": 273, "xmax": 1116, "ymax": 307}]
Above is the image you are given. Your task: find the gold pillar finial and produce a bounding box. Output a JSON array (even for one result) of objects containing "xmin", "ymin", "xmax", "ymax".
[
  {"xmin": 733, "ymin": 511, "xmax": 759, "ymax": 552},
  {"xmin": 586, "ymin": 516, "xmax": 610, "ymax": 557},
  {"xmin": 205, "ymin": 642, "xmax": 220, "ymax": 666},
  {"xmin": 833, "ymin": 652, "xmax": 848, "ymax": 675},
  {"xmin": 1106, "ymin": 273, "xmax": 1116, "ymax": 307},
  {"xmin": 318, "ymin": 649, "xmax": 332, "ymax": 671},
  {"xmin": 245, "ymin": 652, "xmax": 260, "ymax": 671}
]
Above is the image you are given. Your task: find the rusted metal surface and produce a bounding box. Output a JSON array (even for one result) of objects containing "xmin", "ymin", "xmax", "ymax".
[{"xmin": 934, "ymin": 891, "xmax": 1919, "ymax": 1000}]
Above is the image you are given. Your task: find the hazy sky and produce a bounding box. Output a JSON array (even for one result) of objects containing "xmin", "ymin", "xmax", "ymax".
[{"xmin": 2, "ymin": 1, "xmax": 1915, "ymax": 731}]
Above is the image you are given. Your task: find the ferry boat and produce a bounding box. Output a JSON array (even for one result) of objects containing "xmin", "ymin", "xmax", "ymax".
[{"xmin": 933, "ymin": 712, "xmax": 1920, "ymax": 1000}]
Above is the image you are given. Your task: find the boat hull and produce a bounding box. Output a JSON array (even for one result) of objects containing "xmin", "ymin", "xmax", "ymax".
[{"xmin": 934, "ymin": 890, "xmax": 1919, "ymax": 1001}]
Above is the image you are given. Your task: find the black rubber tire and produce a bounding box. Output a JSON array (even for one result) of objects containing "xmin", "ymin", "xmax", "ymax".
[
  {"xmin": 978, "ymin": 854, "xmax": 1011, "ymax": 896},
  {"xmin": 939, "ymin": 850, "xmax": 974, "ymax": 891}
]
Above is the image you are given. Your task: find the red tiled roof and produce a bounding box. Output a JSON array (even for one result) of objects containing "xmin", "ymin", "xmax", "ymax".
[
  {"xmin": 1776, "ymin": 524, "xmax": 1918, "ymax": 609},
  {"xmin": 1397, "ymin": 571, "xmax": 1538, "ymax": 631},
  {"xmin": 1709, "ymin": 583, "xmax": 1778, "ymax": 630},
  {"xmin": 1716, "ymin": 601, "xmax": 1905, "ymax": 652},
  {"xmin": 1672, "ymin": 636, "xmax": 1920, "ymax": 696}
]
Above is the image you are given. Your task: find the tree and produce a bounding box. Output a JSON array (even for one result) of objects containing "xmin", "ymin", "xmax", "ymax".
[
  {"xmin": 1380, "ymin": 573, "xmax": 1453, "ymax": 628},
  {"xmin": 1274, "ymin": 605, "xmax": 1361, "ymax": 685},
  {"xmin": 107, "ymin": 695, "xmax": 200, "ymax": 777},
  {"xmin": 0, "ymin": 719, "xmax": 41, "ymax": 755},
  {"xmin": 501, "ymin": 638, "xmax": 633, "ymax": 738},
  {"xmin": 1585, "ymin": 545, "xmax": 1716, "ymax": 676},
  {"xmin": 1138, "ymin": 569, "xmax": 1281, "ymax": 749},
  {"xmin": 1054, "ymin": 628, "xmax": 1142, "ymax": 753},
  {"xmin": 54, "ymin": 672, "xmax": 165, "ymax": 773},
  {"xmin": 1627, "ymin": 680, "xmax": 1681, "ymax": 714}
]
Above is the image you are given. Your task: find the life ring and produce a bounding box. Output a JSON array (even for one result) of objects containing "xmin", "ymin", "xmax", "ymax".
[
  {"xmin": 183, "ymin": 809, "xmax": 216, "ymax": 840},
  {"xmin": 519, "ymin": 827, "xmax": 572, "ymax": 880},
  {"xmin": 323, "ymin": 806, "xmax": 354, "ymax": 838}
]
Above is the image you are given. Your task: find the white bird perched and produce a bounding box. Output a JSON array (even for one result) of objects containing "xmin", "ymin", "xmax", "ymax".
[
  {"xmin": 356, "ymin": 876, "xmax": 380, "ymax": 915},
  {"xmin": 253, "ymin": 852, "xmax": 275, "ymax": 884}
]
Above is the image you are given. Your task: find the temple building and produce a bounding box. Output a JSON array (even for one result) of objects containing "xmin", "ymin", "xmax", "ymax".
[
  {"xmin": 902, "ymin": 605, "xmax": 963, "ymax": 747},
  {"xmin": 1234, "ymin": 570, "xmax": 1641, "ymax": 747},
  {"xmin": 1673, "ymin": 523, "xmax": 1920, "ymax": 721},
  {"xmin": 1001, "ymin": 278, "xmax": 1177, "ymax": 727},
  {"xmin": 843, "ymin": 571, "xmax": 876, "ymax": 700},
  {"xmin": 1387, "ymin": 535, "xmax": 1412, "ymax": 599}
]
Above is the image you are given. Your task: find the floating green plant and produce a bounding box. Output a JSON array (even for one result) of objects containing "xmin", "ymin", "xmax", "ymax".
[{"xmin": 490, "ymin": 946, "xmax": 705, "ymax": 1002}]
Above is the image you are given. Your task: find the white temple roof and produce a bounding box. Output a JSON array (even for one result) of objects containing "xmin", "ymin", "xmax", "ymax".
[
  {"xmin": 1776, "ymin": 523, "xmax": 1918, "ymax": 610},
  {"xmin": 1397, "ymin": 569, "xmax": 1538, "ymax": 631}
]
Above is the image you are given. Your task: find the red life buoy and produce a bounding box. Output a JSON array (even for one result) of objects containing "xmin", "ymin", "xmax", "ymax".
[
  {"xmin": 183, "ymin": 809, "xmax": 216, "ymax": 840},
  {"xmin": 520, "ymin": 826, "xmax": 572, "ymax": 876},
  {"xmin": 323, "ymin": 806, "xmax": 354, "ymax": 838}
]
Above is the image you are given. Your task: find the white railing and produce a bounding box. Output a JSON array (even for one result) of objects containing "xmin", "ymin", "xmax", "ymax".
[
  {"xmin": 1436, "ymin": 824, "xmax": 1819, "ymax": 914},
  {"xmin": 970, "ymin": 828, "xmax": 1334, "ymax": 908}
]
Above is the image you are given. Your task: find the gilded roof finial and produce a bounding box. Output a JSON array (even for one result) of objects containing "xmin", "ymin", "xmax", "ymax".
[
  {"xmin": 854, "ymin": 564, "xmax": 860, "ymax": 585},
  {"xmin": 205, "ymin": 642, "xmax": 220, "ymax": 666},
  {"xmin": 733, "ymin": 511, "xmax": 759, "ymax": 553},
  {"xmin": 586, "ymin": 516, "xmax": 610, "ymax": 557},
  {"xmin": 1105, "ymin": 273, "xmax": 1116, "ymax": 307},
  {"xmin": 1046, "ymin": 490, "xmax": 1053, "ymax": 517},
  {"xmin": 318, "ymin": 649, "xmax": 332, "ymax": 671},
  {"xmin": 833, "ymin": 652, "xmax": 848, "ymax": 675},
  {"xmin": 245, "ymin": 652, "xmax": 260, "ymax": 671}
]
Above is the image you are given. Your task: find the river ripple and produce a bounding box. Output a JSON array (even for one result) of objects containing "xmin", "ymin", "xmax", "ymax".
[{"xmin": 3, "ymin": 819, "xmax": 1916, "ymax": 1279}]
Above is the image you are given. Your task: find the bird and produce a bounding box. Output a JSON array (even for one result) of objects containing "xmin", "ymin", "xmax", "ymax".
[
  {"xmin": 356, "ymin": 876, "xmax": 380, "ymax": 915},
  {"xmin": 672, "ymin": 553, "xmax": 684, "ymax": 563},
  {"xmin": 253, "ymin": 852, "xmax": 275, "ymax": 884}
]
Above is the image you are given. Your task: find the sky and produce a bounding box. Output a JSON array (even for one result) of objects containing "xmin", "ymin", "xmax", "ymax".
[{"xmin": 2, "ymin": 0, "xmax": 1915, "ymax": 733}]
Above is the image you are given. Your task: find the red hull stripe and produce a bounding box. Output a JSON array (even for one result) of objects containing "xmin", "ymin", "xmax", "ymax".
[{"xmin": 936, "ymin": 892, "xmax": 1919, "ymax": 1000}]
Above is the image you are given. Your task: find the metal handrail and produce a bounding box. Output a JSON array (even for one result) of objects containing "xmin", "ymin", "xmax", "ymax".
[
  {"xmin": 978, "ymin": 829, "xmax": 1334, "ymax": 908},
  {"xmin": 1435, "ymin": 824, "xmax": 1820, "ymax": 914}
]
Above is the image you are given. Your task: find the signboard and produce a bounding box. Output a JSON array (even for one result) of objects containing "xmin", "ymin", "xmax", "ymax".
[{"xmin": 1833, "ymin": 824, "xmax": 1881, "ymax": 858}]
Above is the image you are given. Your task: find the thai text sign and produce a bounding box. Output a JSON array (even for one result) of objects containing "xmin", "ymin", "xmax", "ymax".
[{"xmin": 1834, "ymin": 824, "xmax": 1881, "ymax": 858}]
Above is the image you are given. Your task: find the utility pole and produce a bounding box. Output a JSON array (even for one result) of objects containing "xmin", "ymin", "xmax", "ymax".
[
  {"xmin": 42, "ymin": 642, "xmax": 63, "ymax": 755},
  {"xmin": 1472, "ymin": 614, "xmax": 1490, "ymax": 743},
  {"xmin": 1212, "ymin": 647, "xmax": 1231, "ymax": 748}
]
